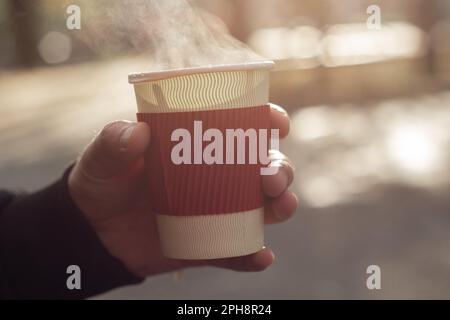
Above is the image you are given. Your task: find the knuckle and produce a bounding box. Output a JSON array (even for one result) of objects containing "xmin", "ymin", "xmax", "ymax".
[{"xmin": 97, "ymin": 121, "xmax": 127, "ymax": 146}]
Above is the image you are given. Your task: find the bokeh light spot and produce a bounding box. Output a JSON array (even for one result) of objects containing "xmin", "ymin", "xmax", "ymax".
[{"xmin": 38, "ymin": 31, "xmax": 72, "ymax": 64}]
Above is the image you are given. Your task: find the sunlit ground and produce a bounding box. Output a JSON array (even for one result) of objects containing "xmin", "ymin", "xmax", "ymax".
[
  {"xmin": 0, "ymin": 56, "xmax": 450, "ymax": 299},
  {"xmin": 290, "ymin": 96, "xmax": 450, "ymax": 208}
]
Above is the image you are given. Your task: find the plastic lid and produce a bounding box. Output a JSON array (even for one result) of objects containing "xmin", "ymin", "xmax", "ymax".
[{"xmin": 128, "ymin": 60, "xmax": 274, "ymax": 84}]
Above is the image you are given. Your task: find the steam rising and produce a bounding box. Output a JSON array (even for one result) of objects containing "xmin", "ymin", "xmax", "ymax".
[{"xmin": 81, "ymin": 0, "xmax": 264, "ymax": 70}]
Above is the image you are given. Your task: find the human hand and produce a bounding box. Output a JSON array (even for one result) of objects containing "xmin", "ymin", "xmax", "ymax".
[{"xmin": 68, "ymin": 103, "xmax": 298, "ymax": 278}]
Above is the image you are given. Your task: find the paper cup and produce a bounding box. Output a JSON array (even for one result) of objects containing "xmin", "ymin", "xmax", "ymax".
[{"xmin": 130, "ymin": 61, "xmax": 274, "ymax": 259}]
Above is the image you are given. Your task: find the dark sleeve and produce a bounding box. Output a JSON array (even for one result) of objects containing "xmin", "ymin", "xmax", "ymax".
[{"xmin": 0, "ymin": 165, "xmax": 144, "ymax": 299}]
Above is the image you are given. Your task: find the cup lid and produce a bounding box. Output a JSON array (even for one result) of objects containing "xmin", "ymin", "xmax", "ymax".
[{"xmin": 128, "ymin": 60, "xmax": 274, "ymax": 84}]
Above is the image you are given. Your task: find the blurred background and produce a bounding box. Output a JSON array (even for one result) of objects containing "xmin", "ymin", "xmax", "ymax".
[{"xmin": 0, "ymin": 0, "xmax": 449, "ymax": 299}]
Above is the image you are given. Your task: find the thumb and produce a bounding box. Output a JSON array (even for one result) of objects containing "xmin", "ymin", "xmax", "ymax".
[{"xmin": 79, "ymin": 120, "xmax": 150, "ymax": 179}]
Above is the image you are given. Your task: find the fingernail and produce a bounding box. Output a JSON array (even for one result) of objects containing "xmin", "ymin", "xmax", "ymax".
[
  {"xmin": 274, "ymin": 192, "xmax": 298, "ymax": 221},
  {"xmin": 269, "ymin": 250, "xmax": 276, "ymax": 263},
  {"xmin": 271, "ymin": 103, "xmax": 288, "ymax": 117},
  {"xmin": 278, "ymin": 167, "xmax": 289, "ymax": 189},
  {"xmin": 271, "ymin": 160, "xmax": 295, "ymax": 184},
  {"xmin": 119, "ymin": 123, "xmax": 136, "ymax": 150}
]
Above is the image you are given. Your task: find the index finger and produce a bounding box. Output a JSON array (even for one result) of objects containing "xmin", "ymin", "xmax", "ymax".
[{"xmin": 269, "ymin": 103, "xmax": 290, "ymax": 139}]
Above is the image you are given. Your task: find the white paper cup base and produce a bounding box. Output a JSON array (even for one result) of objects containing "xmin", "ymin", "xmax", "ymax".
[{"xmin": 156, "ymin": 208, "xmax": 264, "ymax": 260}]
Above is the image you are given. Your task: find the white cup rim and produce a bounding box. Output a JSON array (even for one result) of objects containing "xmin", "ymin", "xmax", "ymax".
[{"xmin": 128, "ymin": 60, "xmax": 274, "ymax": 84}]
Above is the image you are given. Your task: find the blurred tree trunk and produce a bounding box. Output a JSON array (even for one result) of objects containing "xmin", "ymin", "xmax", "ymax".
[
  {"xmin": 9, "ymin": 0, "xmax": 40, "ymax": 67},
  {"xmin": 228, "ymin": 0, "xmax": 250, "ymax": 42},
  {"xmin": 412, "ymin": 0, "xmax": 439, "ymax": 75}
]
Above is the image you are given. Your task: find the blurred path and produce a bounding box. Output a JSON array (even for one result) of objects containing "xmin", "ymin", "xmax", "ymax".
[{"xmin": 0, "ymin": 57, "xmax": 449, "ymax": 299}]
